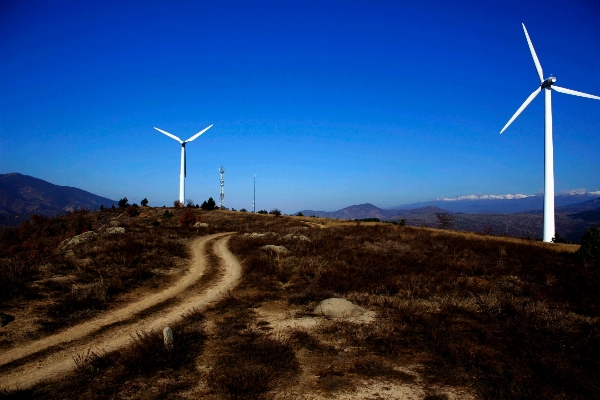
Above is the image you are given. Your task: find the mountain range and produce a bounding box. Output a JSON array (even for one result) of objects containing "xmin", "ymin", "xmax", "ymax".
[{"xmin": 0, "ymin": 173, "xmax": 116, "ymax": 226}]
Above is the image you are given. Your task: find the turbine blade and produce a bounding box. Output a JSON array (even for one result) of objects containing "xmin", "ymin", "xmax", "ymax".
[
  {"xmin": 552, "ymin": 85, "xmax": 600, "ymax": 100},
  {"xmin": 154, "ymin": 127, "xmax": 183, "ymax": 143},
  {"xmin": 522, "ymin": 23, "xmax": 544, "ymax": 84},
  {"xmin": 500, "ymin": 87, "xmax": 541, "ymax": 134},
  {"xmin": 185, "ymin": 124, "xmax": 213, "ymax": 143}
]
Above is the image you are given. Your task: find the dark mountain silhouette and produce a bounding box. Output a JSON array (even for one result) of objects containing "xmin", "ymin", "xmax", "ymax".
[{"xmin": 0, "ymin": 173, "xmax": 116, "ymax": 226}]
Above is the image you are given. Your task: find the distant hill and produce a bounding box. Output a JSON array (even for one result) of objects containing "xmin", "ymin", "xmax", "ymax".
[
  {"xmin": 393, "ymin": 191, "xmax": 600, "ymax": 214},
  {"xmin": 296, "ymin": 203, "xmax": 451, "ymax": 220},
  {"xmin": 0, "ymin": 173, "xmax": 117, "ymax": 226}
]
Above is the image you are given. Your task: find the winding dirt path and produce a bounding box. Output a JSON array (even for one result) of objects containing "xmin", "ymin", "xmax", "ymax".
[{"xmin": 0, "ymin": 232, "xmax": 241, "ymax": 391}]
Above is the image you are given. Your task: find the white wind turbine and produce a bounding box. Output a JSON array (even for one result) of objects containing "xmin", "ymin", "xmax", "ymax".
[
  {"xmin": 500, "ymin": 24, "xmax": 600, "ymax": 243},
  {"xmin": 154, "ymin": 124, "xmax": 213, "ymax": 204}
]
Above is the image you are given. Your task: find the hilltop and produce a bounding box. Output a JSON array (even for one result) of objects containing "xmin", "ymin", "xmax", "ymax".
[
  {"xmin": 1, "ymin": 208, "xmax": 598, "ymax": 399},
  {"xmin": 0, "ymin": 173, "xmax": 116, "ymax": 227}
]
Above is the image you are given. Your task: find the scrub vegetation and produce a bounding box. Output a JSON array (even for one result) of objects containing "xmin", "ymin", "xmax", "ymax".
[{"xmin": 1, "ymin": 209, "xmax": 598, "ymax": 399}]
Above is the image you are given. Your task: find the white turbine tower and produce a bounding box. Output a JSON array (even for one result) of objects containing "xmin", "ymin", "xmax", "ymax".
[
  {"xmin": 154, "ymin": 124, "xmax": 213, "ymax": 203},
  {"xmin": 500, "ymin": 24, "xmax": 600, "ymax": 243}
]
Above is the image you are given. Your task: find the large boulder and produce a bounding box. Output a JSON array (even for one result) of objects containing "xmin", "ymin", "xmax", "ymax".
[
  {"xmin": 63, "ymin": 231, "xmax": 98, "ymax": 248},
  {"xmin": 193, "ymin": 222, "xmax": 209, "ymax": 228},
  {"xmin": 314, "ymin": 298, "xmax": 368, "ymax": 318},
  {"xmin": 261, "ymin": 245, "xmax": 288, "ymax": 255}
]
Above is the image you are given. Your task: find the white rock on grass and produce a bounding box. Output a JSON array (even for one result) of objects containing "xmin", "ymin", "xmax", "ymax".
[
  {"xmin": 261, "ymin": 245, "xmax": 288, "ymax": 255},
  {"xmin": 109, "ymin": 220, "xmax": 121, "ymax": 227},
  {"xmin": 106, "ymin": 227, "xmax": 125, "ymax": 234},
  {"xmin": 314, "ymin": 298, "xmax": 368, "ymax": 318},
  {"xmin": 193, "ymin": 222, "xmax": 209, "ymax": 228},
  {"xmin": 250, "ymin": 233, "xmax": 266, "ymax": 238},
  {"xmin": 63, "ymin": 231, "xmax": 98, "ymax": 249},
  {"xmin": 283, "ymin": 234, "xmax": 311, "ymax": 242}
]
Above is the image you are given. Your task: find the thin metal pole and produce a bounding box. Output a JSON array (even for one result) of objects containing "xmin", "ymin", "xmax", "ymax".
[{"xmin": 253, "ymin": 174, "xmax": 256, "ymax": 213}]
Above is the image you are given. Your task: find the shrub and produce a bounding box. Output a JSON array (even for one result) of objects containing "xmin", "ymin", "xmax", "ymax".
[
  {"xmin": 296, "ymin": 212, "xmax": 304, "ymax": 217},
  {"xmin": 201, "ymin": 197, "xmax": 216, "ymax": 211},
  {"xmin": 141, "ymin": 198, "xmax": 148, "ymax": 207},
  {"xmin": 240, "ymin": 208, "xmax": 247, "ymax": 212},
  {"xmin": 436, "ymin": 213, "xmax": 455, "ymax": 229},
  {"xmin": 576, "ymin": 225, "xmax": 600, "ymax": 259},
  {"xmin": 186, "ymin": 199, "xmax": 195, "ymax": 208},
  {"xmin": 161, "ymin": 210, "xmax": 174, "ymax": 219},
  {"xmin": 270, "ymin": 208, "xmax": 282, "ymax": 216},
  {"xmin": 118, "ymin": 198, "xmax": 129, "ymax": 208},
  {"xmin": 258, "ymin": 210, "xmax": 268, "ymax": 215},
  {"xmin": 173, "ymin": 200, "xmax": 184, "ymax": 209},
  {"xmin": 179, "ymin": 209, "xmax": 197, "ymax": 227}
]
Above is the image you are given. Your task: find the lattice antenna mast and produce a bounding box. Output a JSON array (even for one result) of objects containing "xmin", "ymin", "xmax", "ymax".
[{"xmin": 219, "ymin": 166, "xmax": 225, "ymax": 208}]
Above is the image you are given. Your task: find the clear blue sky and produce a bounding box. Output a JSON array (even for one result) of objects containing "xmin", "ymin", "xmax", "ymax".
[{"xmin": 1, "ymin": 0, "xmax": 599, "ymax": 213}]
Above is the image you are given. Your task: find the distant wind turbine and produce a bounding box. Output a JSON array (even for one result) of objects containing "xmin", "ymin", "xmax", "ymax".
[
  {"xmin": 154, "ymin": 125, "xmax": 213, "ymax": 203},
  {"xmin": 500, "ymin": 23, "xmax": 600, "ymax": 243}
]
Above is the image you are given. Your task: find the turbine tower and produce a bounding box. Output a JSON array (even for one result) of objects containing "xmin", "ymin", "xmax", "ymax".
[
  {"xmin": 219, "ymin": 166, "xmax": 225, "ymax": 209},
  {"xmin": 154, "ymin": 124, "xmax": 213, "ymax": 203},
  {"xmin": 500, "ymin": 24, "xmax": 600, "ymax": 242}
]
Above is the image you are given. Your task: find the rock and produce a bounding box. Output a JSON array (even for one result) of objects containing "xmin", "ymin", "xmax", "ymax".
[
  {"xmin": 261, "ymin": 245, "xmax": 288, "ymax": 255},
  {"xmin": 314, "ymin": 298, "xmax": 368, "ymax": 318},
  {"xmin": 164, "ymin": 326, "xmax": 174, "ymax": 350},
  {"xmin": 250, "ymin": 233, "xmax": 267, "ymax": 238},
  {"xmin": 107, "ymin": 227, "xmax": 125, "ymax": 234},
  {"xmin": 63, "ymin": 249, "xmax": 75, "ymax": 257},
  {"xmin": 64, "ymin": 231, "xmax": 98, "ymax": 248},
  {"xmin": 0, "ymin": 312, "xmax": 15, "ymax": 327},
  {"xmin": 109, "ymin": 220, "xmax": 121, "ymax": 227},
  {"xmin": 193, "ymin": 222, "xmax": 209, "ymax": 228},
  {"xmin": 283, "ymin": 234, "xmax": 311, "ymax": 242}
]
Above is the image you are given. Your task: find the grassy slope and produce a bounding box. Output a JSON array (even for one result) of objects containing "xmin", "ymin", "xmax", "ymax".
[{"xmin": 1, "ymin": 210, "xmax": 599, "ymax": 399}]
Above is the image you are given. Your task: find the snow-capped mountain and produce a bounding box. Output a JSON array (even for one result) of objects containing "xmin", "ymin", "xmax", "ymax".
[{"xmin": 393, "ymin": 190, "xmax": 600, "ymax": 214}]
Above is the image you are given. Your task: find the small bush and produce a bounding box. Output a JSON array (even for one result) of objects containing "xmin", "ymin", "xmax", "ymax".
[
  {"xmin": 269, "ymin": 208, "xmax": 281, "ymax": 216},
  {"xmin": 173, "ymin": 200, "xmax": 184, "ymax": 209},
  {"xmin": 179, "ymin": 209, "xmax": 197, "ymax": 228},
  {"xmin": 577, "ymin": 225, "xmax": 600, "ymax": 259},
  {"xmin": 201, "ymin": 197, "xmax": 217, "ymax": 211},
  {"xmin": 140, "ymin": 198, "xmax": 148, "ymax": 207},
  {"xmin": 118, "ymin": 198, "xmax": 129, "ymax": 208},
  {"xmin": 161, "ymin": 210, "xmax": 174, "ymax": 219}
]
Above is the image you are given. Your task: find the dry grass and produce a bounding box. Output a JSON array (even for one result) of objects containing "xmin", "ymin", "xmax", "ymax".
[{"xmin": 1, "ymin": 210, "xmax": 598, "ymax": 399}]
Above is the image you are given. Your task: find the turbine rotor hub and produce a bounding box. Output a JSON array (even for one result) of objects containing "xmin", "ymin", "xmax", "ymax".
[{"xmin": 541, "ymin": 76, "xmax": 556, "ymax": 89}]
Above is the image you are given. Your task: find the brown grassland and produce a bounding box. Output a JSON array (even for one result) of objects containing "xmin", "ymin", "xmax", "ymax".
[{"xmin": 1, "ymin": 207, "xmax": 599, "ymax": 399}]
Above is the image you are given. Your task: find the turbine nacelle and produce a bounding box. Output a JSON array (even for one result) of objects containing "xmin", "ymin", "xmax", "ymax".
[{"xmin": 542, "ymin": 76, "xmax": 556, "ymax": 89}]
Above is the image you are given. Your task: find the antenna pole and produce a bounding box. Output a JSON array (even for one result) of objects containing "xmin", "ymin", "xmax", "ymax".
[
  {"xmin": 219, "ymin": 166, "xmax": 225, "ymax": 209},
  {"xmin": 253, "ymin": 174, "xmax": 256, "ymax": 213}
]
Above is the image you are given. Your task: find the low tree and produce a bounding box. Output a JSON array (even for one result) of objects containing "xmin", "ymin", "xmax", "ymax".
[
  {"xmin": 240, "ymin": 208, "xmax": 247, "ymax": 212},
  {"xmin": 118, "ymin": 197, "xmax": 130, "ymax": 208},
  {"xmin": 141, "ymin": 198, "xmax": 149, "ymax": 207},
  {"xmin": 296, "ymin": 212, "xmax": 304, "ymax": 217},
  {"xmin": 436, "ymin": 213, "xmax": 455, "ymax": 229},
  {"xmin": 186, "ymin": 199, "xmax": 195, "ymax": 208},
  {"xmin": 173, "ymin": 200, "xmax": 184, "ymax": 209},
  {"xmin": 100, "ymin": 205, "xmax": 105, "ymax": 211},
  {"xmin": 270, "ymin": 208, "xmax": 282, "ymax": 216},
  {"xmin": 576, "ymin": 226, "xmax": 600, "ymax": 260},
  {"xmin": 258, "ymin": 210, "xmax": 268, "ymax": 214},
  {"xmin": 179, "ymin": 209, "xmax": 197, "ymax": 228},
  {"xmin": 201, "ymin": 197, "xmax": 217, "ymax": 211}
]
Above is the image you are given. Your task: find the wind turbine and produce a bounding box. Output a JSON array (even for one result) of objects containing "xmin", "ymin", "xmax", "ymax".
[
  {"xmin": 154, "ymin": 124, "xmax": 213, "ymax": 203},
  {"xmin": 500, "ymin": 24, "xmax": 600, "ymax": 242}
]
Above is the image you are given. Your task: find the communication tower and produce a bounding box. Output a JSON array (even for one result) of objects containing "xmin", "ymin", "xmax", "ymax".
[{"xmin": 219, "ymin": 166, "xmax": 225, "ymax": 208}]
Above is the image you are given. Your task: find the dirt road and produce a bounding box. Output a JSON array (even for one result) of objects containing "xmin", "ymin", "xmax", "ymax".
[{"xmin": 0, "ymin": 232, "xmax": 241, "ymax": 391}]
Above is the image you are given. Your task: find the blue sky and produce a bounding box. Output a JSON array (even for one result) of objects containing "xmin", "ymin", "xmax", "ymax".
[{"xmin": 1, "ymin": 0, "xmax": 599, "ymax": 213}]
